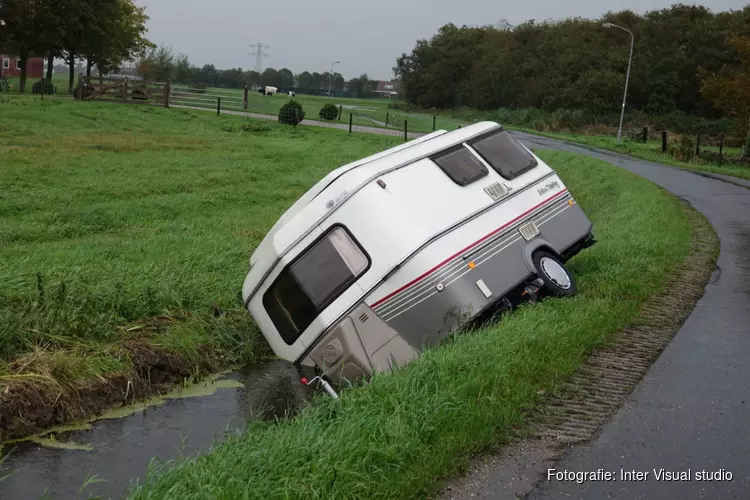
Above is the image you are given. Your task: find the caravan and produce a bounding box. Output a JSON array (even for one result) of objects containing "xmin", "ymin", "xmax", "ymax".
[{"xmin": 242, "ymin": 122, "xmax": 596, "ymax": 390}]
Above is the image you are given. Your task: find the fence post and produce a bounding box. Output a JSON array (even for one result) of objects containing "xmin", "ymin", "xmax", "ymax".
[
  {"xmin": 243, "ymin": 83, "xmax": 248, "ymax": 110},
  {"xmin": 695, "ymin": 132, "xmax": 701, "ymax": 157},
  {"xmin": 349, "ymin": 113, "xmax": 353, "ymax": 134},
  {"xmin": 642, "ymin": 126, "xmax": 648, "ymax": 143},
  {"xmin": 404, "ymin": 120, "xmax": 408, "ymax": 142},
  {"xmin": 122, "ymin": 78, "xmax": 128, "ymax": 102},
  {"xmin": 719, "ymin": 134, "xmax": 724, "ymax": 166},
  {"xmin": 165, "ymin": 79, "xmax": 171, "ymax": 108},
  {"xmin": 433, "ymin": 116, "xmax": 436, "ymax": 131},
  {"xmin": 217, "ymin": 97, "xmax": 221, "ymax": 116},
  {"xmin": 661, "ymin": 131, "xmax": 668, "ymax": 153},
  {"xmin": 386, "ymin": 112, "xmax": 389, "ymax": 128},
  {"xmin": 338, "ymin": 105, "xmax": 342, "ymax": 121}
]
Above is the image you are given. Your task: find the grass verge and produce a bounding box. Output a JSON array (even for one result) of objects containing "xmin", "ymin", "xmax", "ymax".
[
  {"xmin": 505, "ymin": 126, "xmax": 750, "ymax": 181},
  {"xmin": 126, "ymin": 150, "xmax": 697, "ymax": 499},
  {"xmin": 0, "ymin": 95, "xmax": 402, "ymax": 440}
]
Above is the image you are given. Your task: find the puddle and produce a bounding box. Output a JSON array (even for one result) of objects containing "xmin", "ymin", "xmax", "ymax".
[{"xmin": 0, "ymin": 360, "xmax": 313, "ymax": 500}]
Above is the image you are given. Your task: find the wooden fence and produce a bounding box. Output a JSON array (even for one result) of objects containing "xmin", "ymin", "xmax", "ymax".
[{"xmin": 75, "ymin": 75, "xmax": 171, "ymax": 107}]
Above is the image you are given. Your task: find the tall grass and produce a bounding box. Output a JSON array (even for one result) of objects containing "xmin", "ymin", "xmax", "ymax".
[
  {"xmin": 0, "ymin": 96, "xmax": 401, "ymax": 365},
  {"xmin": 126, "ymin": 150, "xmax": 693, "ymax": 500}
]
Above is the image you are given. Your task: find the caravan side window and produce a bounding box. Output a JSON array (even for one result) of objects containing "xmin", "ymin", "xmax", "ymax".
[
  {"xmin": 431, "ymin": 145, "xmax": 488, "ymax": 186},
  {"xmin": 263, "ymin": 225, "xmax": 370, "ymax": 345},
  {"xmin": 468, "ymin": 129, "xmax": 538, "ymax": 180}
]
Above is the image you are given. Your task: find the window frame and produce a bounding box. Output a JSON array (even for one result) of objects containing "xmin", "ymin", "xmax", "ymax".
[
  {"xmin": 430, "ymin": 144, "xmax": 489, "ymax": 187},
  {"xmin": 262, "ymin": 223, "xmax": 371, "ymax": 346},
  {"xmin": 2, "ymin": 58, "xmax": 9, "ymax": 69},
  {"xmin": 466, "ymin": 128, "xmax": 539, "ymax": 180},
  {"xmin": 15, "ymin": 58, "xmax": 22, "ymax": 70}
]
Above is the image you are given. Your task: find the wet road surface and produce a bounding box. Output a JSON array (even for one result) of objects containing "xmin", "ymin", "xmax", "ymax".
[
  {"xmin": 445, "ymin": 132, "xmax": 750, "ymax": 499},
  {"xmin": 0, "ymin": 361, "xmax": 312, "ymax": 500}
]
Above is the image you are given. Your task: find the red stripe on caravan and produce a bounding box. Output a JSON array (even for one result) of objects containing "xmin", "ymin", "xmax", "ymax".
[{"xmin": 370, "ymin": 188, "xmax": 569, "ymax": 309}]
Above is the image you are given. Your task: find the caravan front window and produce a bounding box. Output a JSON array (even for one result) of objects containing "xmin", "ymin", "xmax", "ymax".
[
  {"xmin": 263, "ymin": 225, "xmax": 369, "ymax": 345},
  {"xmin": 469, "ymin": 130, "xmax": 538, "ymax": 180}
]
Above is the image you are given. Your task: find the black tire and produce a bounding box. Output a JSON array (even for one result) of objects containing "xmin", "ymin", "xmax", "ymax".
[{"xmin": 532, "ymin": 250, "xmax": 577, "ymax": 297}]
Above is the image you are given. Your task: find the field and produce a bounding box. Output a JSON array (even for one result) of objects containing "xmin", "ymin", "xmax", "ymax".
[
  {"xmin": 0, "ymin": 96, "xmax": 704, "ymax": 499},
  {"xmin": 123, "ymin": 145, "xmax": 699, "ymax": 496},
  {"xmin": 0, "ymin": 95, "xmax": 406, "ymax": 437}
]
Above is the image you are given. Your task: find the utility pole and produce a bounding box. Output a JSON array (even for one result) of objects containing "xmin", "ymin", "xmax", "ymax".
[{"xmin": 248, "ymin": 43, "xmax": 271, "ymax": 74}]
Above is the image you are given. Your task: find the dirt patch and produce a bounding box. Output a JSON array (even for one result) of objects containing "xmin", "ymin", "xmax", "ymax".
[
  {"xmin": 440, "ymin": 199, "xmax": 720, "ymax": 499},
  {"xmin": 0, "ymin": 338, "xmax": 223, "ymax": 443}
]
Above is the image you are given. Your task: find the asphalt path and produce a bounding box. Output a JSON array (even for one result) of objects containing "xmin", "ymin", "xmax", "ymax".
[{"xmin": 448, "ymin": 132, "xmax": 750, "ymax": 500}]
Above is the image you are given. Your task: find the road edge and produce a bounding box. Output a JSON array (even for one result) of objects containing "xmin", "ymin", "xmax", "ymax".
[{"xmin": 439, "ymin": 197, "xmax": 720, "ymax": 500}]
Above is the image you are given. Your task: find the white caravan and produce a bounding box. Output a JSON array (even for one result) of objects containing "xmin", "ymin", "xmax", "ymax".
[{"xmin": 242, "ymin": 122, "xmax": 596, "ymax": 389}]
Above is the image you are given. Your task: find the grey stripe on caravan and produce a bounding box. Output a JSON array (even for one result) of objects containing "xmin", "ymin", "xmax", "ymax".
[
  {"xmin": 374, "ymin": 195, "xmax": 572, "ymax": 316},
  {"xmin": 380, "ymin": 203, "xmax": 572, "ymax": 322},
  {"xmin": 245, "ymin": 124, "xmax": 507, "ymax": 305}
]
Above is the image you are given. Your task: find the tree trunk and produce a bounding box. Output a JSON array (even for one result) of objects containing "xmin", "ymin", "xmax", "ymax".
[
  {"xmin": 19, "ymin": 52, "xmax": 29, "ymax": 93},
  {"xmin": 86, "ymin": 59, "xmax": 92, "ymax": 78},
  {"xmin": 46, "ymin": 53, "xmax": 54, "ymax": 81},
  {"xmin": 68, "ymin": 57, "xmax": 75, "ymax": 94}
]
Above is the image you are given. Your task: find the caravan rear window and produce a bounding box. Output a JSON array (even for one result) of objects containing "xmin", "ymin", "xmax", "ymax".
[
  {"xmin": 432, "ymin": 145, "xmax": 489, "ymax": 186},
  {"xmin": 263, "ymin": 226, "xmax": 369, "ymax": 345},
  {"xmin": 468, "ymin": 130, "xmax": 538, "ymax": 180}
]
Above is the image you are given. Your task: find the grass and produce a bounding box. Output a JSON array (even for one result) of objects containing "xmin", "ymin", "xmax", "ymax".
[
  {"xmin": 0, "ymin": 95, "xmax": 403, "ymax": 387},
  {"xmin": 507, "ymin": 127, "xmax": 750, "ymax": 181},
  {"xmin": 125, "ymin": 149, "xmax": 694, "ymax": 500},
  {"xmin": 167, "ymin": 85, "xmax": 468, "ymax": 133}
]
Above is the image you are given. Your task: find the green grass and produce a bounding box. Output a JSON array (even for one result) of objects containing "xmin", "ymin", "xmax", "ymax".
[
  {"xmin": 0, "ymin": 95, "xmax": 402, "ymax": 377},
  {"xmin": 125, "ymin": 150, "xmax": 693, "ymax": 500},
  {"xmin": 168, "ymin": 85, "xmax": 469, "ymax": 133},
  {"xmin": 506, "ymin": 127, "xmax": 750, "ymax": 181}
]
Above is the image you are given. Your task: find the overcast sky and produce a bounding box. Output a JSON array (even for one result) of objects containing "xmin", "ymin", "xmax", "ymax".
[{"xmin": 136, "ymin": 0, "xmax": 748, "ymax": 81}]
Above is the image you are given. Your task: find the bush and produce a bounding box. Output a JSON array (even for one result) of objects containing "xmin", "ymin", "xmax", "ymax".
[
  {"xmin": 32, "ymin": 79, "xmax": 55, "ymax": 95},
  {"xmin": 667, "ymin": 135, "xmax": 696, "ymax": 162},
  {"xmin": 278, "ymin": 100, "xmax": 305, "ymax": 126},
  {"xmin": 189, "ymin": 83, "xmax": 208, "ymax": 94},
  {"xmin": 319, "ymin": 103, "xmax": 339, "ymax": 121}
]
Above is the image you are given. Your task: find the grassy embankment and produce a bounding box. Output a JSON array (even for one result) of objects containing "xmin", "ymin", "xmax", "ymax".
[
  {"xmin": 507, "ymin": 126, "xmax": 750, "ymax": 181},
  {"xmin": 125, "ymin": 148, "xmax": 696, "ymax": 498},
  {"xmin": 0, "ymin": 95, "xmax": 403, "ymax": 439}
]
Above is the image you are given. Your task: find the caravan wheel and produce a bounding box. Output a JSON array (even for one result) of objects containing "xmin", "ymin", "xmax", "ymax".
[{"xmin": 532, "ymin": 250, "xmax": 577, "ymax": 297}]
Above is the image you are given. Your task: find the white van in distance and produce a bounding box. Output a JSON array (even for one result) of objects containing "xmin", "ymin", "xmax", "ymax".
[{"xmin": 242, "ymin": 122, "xmax": 596, "ymax": 388}]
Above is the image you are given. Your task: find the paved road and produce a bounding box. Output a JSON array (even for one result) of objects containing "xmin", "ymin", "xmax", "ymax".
[{"xmin": 448, "ymin": 132, "xmax": 750, "ymax": 500}]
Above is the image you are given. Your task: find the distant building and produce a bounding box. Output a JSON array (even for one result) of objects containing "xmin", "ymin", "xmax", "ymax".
[
  {"xmin": 0, "ymin": 55, "xmax": 44, "ymax": 79},
  {"xmin": 373, "ymin": 80, "xmax": 398, "ymax": 98}
]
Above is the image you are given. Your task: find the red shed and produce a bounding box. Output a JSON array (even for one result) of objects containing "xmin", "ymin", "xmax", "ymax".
[{"xmin": 1, "ymin": 55, "xmax": 45, "ymax": 79}]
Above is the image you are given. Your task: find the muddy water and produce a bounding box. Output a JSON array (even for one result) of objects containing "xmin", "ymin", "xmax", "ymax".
[{"xmin": 0, "ymin": 360, "xmax": 313, "ymax": 500}]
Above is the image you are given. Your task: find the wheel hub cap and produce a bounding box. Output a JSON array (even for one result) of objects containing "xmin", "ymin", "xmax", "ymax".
[{"xmin": 540, "ymin": 257, "xmax": 571, "ymax": 290}]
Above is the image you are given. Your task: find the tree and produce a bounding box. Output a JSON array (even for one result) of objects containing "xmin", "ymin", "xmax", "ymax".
[
  {"xmin": 81, "ymin": 0, "xmax": 152, "ymax": 81},
  {"xmin": 0, "ymin": 0, "xmax": 58, "ymax": 91},
  {"xmin": 699, "ymin": 36, "xmax": 750, "ymax": 155},
  {"xmin": 278, "ymin": 67, "xmax": 294, "ymax": 89},
  {"xmin": 348, "ymin": 73, "xmax": 375, "ymax": 98}
]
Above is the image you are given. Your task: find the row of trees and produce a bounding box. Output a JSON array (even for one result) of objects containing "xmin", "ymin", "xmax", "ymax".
[
  {"xmin": 395, "ymin": 4, "xmax": 750, "ymax": 135},
  {"xmin": 0, "ymin": 0, "xmax": 151, "ymax": 92},
  {"xmin": 138, "ymin": 45, "xmax": 381, "ymax": 97}
]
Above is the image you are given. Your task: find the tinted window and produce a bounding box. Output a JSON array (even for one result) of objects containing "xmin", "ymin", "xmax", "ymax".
[
  {"xmin": 263, "ymin": 226, "xmax": 369, "ymax": 345},
  {"xmin": 469, "ymin": 130, "xmax": 538, "ymax": 180},
  {"xmin": 432, "ymin": 146, "xmax": 488, "ymax": 186}
]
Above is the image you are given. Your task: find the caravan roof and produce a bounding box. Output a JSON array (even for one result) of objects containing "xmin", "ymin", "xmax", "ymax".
[{"xmin": 244, "ymin": 121, "xmax": 504, "ymax": 302}]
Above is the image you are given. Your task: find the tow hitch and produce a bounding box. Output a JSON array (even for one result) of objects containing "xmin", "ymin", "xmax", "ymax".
[{"xmin": 301, "ymin": 375, "xmax": 339, "ymax": 399}]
